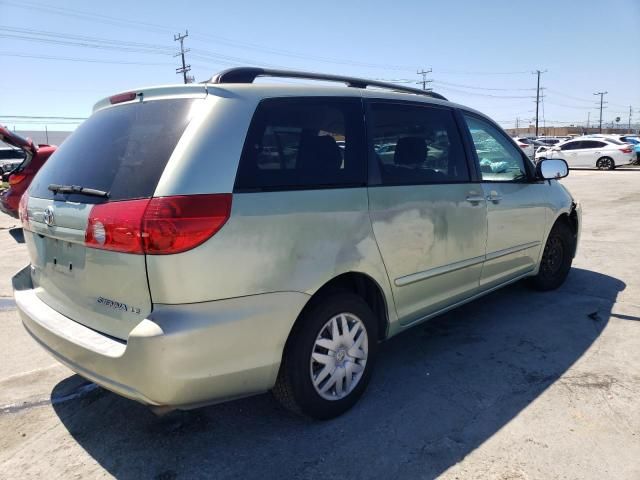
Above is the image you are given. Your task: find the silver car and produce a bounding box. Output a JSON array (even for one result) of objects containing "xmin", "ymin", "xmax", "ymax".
[{"xmin": 13, "ymin": 68, "xmax": 581, "ymax": 419}]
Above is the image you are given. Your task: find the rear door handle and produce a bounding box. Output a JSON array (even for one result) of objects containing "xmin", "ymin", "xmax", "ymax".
[{"xmin": 465, "ymin": 194, "xmax": 485, "ymax": 204}]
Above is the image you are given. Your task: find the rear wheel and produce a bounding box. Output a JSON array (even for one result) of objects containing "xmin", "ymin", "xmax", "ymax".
[
  {"xmin": 528, "ymin": 221, "xmax": 575, "ymax": 291},
  {"xmin": 596, "ymin": 156, "xmax": 615, "ymax": 170},
  {"xmin": 273, "ymin": 292, "xmax": 378, "ymax": 420}
]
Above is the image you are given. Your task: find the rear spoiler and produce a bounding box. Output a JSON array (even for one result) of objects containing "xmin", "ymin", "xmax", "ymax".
[{"xmin": 93, "ymin": 84, "xmax": 209, "ymax": 113}]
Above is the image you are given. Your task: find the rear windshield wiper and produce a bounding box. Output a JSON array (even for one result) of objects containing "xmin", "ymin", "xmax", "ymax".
[{"xmin": 48, "ymin": 184, "xmax": 109, "ymax": 198}]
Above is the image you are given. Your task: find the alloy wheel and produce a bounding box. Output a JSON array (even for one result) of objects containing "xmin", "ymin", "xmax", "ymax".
[{"xmin": 597, "ymin": 158, "xmax": 613, "ymax": 170}]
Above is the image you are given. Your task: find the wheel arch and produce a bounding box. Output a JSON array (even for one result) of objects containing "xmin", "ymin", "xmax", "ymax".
[
  {"xmin": 541, "ymin": 204, "xmax": 580, "ymax": 263},
  {"xmin": 289, "ymin": 271, "xmax": 391, "ymax": 344}
]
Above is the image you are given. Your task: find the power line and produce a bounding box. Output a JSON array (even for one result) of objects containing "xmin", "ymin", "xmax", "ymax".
[
  {"xmin": 433, "ymin": 69, "xmax": 531, "ymax": 75},
  {"xmin": 0, "ymin": 33, "xmax": 174, "ymax": 55},
  {"xmin": 543, "ymin": 101, "xmax": 595, "ymax": 110},
  {"xmin": 0, "ymin": 26, "xmax": 286, "ymax": 69},
  {"xmin": 544, "ymin": 88, "xmax": 594, "ymax": 104},
  {"xmin": 430, "ymin": 79, "xmax": 535, "ymax": 91},
  {"xmin": 0, "ymin": 52, "xmax": 171, "ymax": 66},
  {"xmin": 0, "ymin": 0, "xmax": 174, "ymax": 34},
  {"xmin": 546, "ymin": 88, "xmax": 630, "ymax": 109},
  {"xmin": 0, "ymin": 26, "xmax": 173, "ymax": 51},
  {"xmin": 430, "ymin": 84, "xmax": 533, "ymax": 99},
  {"xmin": 0, "ymin": 0, "xmax": 417, "ymax": 72},
  {"xmin": 1, "ymin": 115, "xmax": 88, "ymax": 120}
]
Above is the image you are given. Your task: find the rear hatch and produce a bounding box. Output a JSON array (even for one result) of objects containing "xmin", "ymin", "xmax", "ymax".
[
  {"xmin": 23, "ymin": 93, "xmax": 203, "ymax": 340},
  {"xmin": 0, "ymin": 127, "xmax": 33, "ymax": 178}
]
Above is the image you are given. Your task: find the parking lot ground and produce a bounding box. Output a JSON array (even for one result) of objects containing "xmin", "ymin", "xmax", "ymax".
[{"xmin": 0, "ymin": 170, "xmax": 639, "ymax": 479}]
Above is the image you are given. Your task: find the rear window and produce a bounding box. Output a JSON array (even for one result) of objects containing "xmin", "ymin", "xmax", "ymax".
[
  {"xmin": 29, "ymin": 98, "xmax": 196, "ymax": 203},
  {"xmin": 234, "ymin": 98, "xmax": 366, "ymax": 191}
]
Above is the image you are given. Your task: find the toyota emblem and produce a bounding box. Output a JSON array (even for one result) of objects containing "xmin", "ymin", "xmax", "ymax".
[{"xmin": 43, "ymin": 206, "xmax": 55, "ymax": 227}]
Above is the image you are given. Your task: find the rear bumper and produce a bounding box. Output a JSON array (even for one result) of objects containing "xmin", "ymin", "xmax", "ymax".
[{"xmin": 13, "ymin": 266, "xmax": 310, "ymax": 408}]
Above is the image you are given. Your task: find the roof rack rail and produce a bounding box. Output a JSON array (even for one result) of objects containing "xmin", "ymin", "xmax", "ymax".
[{"xmin": 207, "ymin": 67, "xmax": 447, "ymax": 101}]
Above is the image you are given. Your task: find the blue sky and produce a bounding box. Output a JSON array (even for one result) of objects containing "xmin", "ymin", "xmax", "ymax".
[{"xmin": 1, "ymin": 0, "xmax": 639, "ymax": 131}]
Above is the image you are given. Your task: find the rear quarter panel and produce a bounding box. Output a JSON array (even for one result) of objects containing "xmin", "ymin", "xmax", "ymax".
[{"xmin": 145, "ymin": 188, "xmax": 398, "ymax": 326}]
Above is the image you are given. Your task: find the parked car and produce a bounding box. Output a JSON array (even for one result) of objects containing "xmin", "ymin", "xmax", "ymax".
[
  {"xmin": 535, "ymin": 137, "xmax": 569, "ymax": 146},
  {"xmin": 14, "ymin": 68, "xmax": 581, "ymax": 419},
  {"xmin": 0, "ymin": 145, "xmax": 26, "ymax": 174},
  {"xmin": 535, "ymin": 137, "xmax": 634, "ymax": 169},
  {"xmin": 0, "ymin": 127, "xmax": 57, "ymax": 218},
  {"xmin": 583, "ymin": 134, "xmax": 639, "ymax": 161},
  {"xmin": 621, "ymin": 137, "xmax": 640, "ymax": 163},
  {"xmin": 375, "ymin": 143, "xmax": 396, "ymax": 164},
  {"xmin": 512, "ymin": 137, "xmax": 536, "ymax": 158},
  {"xmin": 585, "ymin": 133, "xmax": 637, "ymax": 144}
]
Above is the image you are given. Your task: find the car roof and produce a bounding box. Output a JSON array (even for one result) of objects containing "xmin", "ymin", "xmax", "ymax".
[{"xmin": 94, "ymin": 82, "xmax": 486, "ymax": 119}]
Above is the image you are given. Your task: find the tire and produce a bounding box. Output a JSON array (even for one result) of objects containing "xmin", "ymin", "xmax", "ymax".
[
  {"xmin": 273, "ymin": 292, "xmax": 378, "ymax": 420},
  {"xmin": 596, "ymin": 156, "xmax": 615, "ymax": 170},
  {"xmin": 528, "ymin": 221, "xmax": 575, "ymax": 291}
]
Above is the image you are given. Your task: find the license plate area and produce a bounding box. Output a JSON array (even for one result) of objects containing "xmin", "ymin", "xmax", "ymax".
[{"xmin": 43, "ymin": 236, "xmax": 86, "ymax": 277}]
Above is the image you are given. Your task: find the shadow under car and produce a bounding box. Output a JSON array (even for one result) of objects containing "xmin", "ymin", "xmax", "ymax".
[{"xmin": 51, "ymin": 267, "xmax": 625, "ymax": 479}]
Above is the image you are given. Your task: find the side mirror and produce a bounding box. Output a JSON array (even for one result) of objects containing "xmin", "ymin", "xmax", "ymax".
[{"xmin": 537, "ymin": 158, "xmax": 568, "ymax": 180}]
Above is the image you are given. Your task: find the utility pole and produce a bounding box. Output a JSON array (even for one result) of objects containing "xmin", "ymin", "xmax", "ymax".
[
  {"xmin": 629, "ymin": 106, "xmax": 633, "ymax": 132},
  {"xmin": 587, "ymin": 111, "xmax": 590, "ymax": 131},
  {"xmin": 533, "ymin": 70, "xmax": 546, "ymax": 137},
  {"xmin": 174, "ymin": 30, "xmax": 191, "ymax": 84},
  {"xmin": 593, "ymin": 91, "xmax": 608, "ymax": 133},
  {"xmin": 416, "ymin": 68, "xmax": 432, "ymax": 91}
]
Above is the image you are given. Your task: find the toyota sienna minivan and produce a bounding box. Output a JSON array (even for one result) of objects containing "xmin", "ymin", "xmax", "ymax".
[{"xmin": 13, "ymin": 68, "xmax": 581, "ymax": 419}]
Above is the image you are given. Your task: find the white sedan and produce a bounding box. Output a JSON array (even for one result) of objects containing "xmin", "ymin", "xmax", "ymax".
[{"xmin": 535, "ymin": 138, "xmax": 634, "ymax": 170}]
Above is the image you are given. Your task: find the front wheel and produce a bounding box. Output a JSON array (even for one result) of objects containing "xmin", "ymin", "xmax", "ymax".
[
  {"xmin": 528, "ymin": 221, "xmax": 575, "ymax": 291},
  {"xmin": 273, "ymin": 292, "xmax": 378, "ymax": 420},
  {"xmin": 596, "ymin": 156, "xmax": 615, "ymax": 170}
]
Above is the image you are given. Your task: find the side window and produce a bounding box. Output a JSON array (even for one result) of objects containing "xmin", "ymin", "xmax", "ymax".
[
  {"xmin": 369, "ymin": 102, "xmax": 469, "ymax": 185},
  {"xmin": 235, "ymin": 98, "xmax": 365, "ymax": 191},
  {"xmin": 463, "ymin": 114, "xmax": 527, "ymax": 182},
  {"xmin": 560, "ymin": 141, "xmax": 580, "ymax": 151}
]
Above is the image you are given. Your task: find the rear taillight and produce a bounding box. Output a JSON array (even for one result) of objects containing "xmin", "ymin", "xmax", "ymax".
[
  {"xmin": 18, "ymin": 193, "xmax": 29, "ymax": 230},
  {"xmin": 85, "ymin": 199, "xmax": 149, "ymax": 254},
  {"xmin": 620, "ymin": 147, "xmax": 632, "ymax": 154},
  {"xmin": 8, "ymin": 173, "xmax": 27, "ymax": 186},
  {"xmin": 84, "ymin": 194, "xmax": 232, "ymax": 255},
  {"xmin": 142, "ymin": 194, "xmax": 232, "ymax": 254}
]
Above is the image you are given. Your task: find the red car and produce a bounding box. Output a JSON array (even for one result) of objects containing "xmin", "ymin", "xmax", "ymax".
[{"xmin": 0, "ymin": 126, "xmax": 56, "ymax": 218}]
